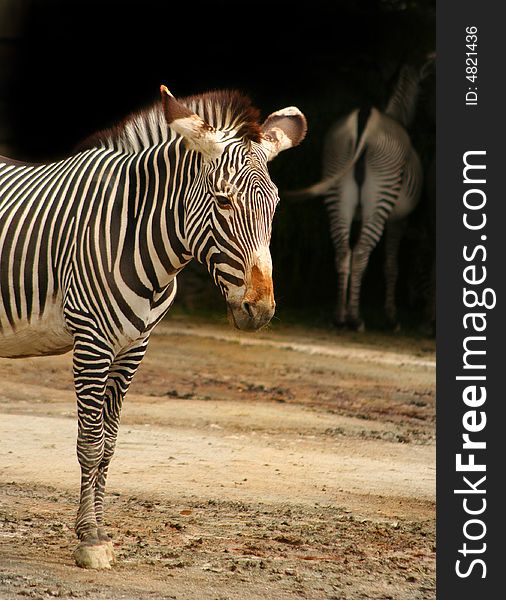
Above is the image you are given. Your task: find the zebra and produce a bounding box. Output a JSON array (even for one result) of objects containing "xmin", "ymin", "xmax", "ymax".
[
  {"xmin": 0, "ymin": 86, "xmax": 307, "ymax": 569},
  {"xmin": 289, "ymin": 57, "xmax": 433, "ymax": 331}
]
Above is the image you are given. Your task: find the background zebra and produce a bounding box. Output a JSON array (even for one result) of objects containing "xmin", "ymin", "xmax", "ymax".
[
  {"xmin": 0, "ymin": 86, "xmax": 307, "ymax": 569},
  {"xmin": 288, "ymin": 55, "xmax": 434, "ymax": 331}
]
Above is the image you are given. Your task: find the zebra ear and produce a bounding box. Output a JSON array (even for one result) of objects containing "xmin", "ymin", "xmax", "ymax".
[
  {"xmin": 260, "ymin": 107, "xmax": 307, "ymax": 161},
  {"xmin": 160, "ymin": 85, "xmax": 225, "ymax": 160}
]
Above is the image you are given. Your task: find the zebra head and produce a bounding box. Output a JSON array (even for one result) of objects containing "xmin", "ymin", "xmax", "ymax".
[{"xmin": 161, "ymin": 87, "xmax": 307, "ymax": 330}]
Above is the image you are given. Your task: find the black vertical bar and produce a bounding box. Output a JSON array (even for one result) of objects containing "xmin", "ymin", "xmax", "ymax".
[{"xmin": 437, "ymin": 1, "xmax": 506, "ymax": 597}]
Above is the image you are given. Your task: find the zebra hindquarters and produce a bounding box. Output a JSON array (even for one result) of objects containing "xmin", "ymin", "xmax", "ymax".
[{"xmin": 324, "ymin": 173, "xmax": 360, "ymax": 328}]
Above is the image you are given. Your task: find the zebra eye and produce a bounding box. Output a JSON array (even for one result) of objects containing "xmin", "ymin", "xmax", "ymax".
[{"xmin": 215, "ymin": 194, "xmax": 233, "ymax": 209}]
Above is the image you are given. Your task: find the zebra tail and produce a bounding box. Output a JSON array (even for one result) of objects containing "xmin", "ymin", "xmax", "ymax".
[
  {"xmin": 283, "ymin": 115, "xmax": 370, "ymax": 200},
  {"xmin": 283, "ymin": 176, "xmax": 339, "ymax": 200}
]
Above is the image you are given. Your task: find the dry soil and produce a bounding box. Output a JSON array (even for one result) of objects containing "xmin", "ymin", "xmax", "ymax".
[{"xmin": 0, "ymin": 315, "xmax": 435, "ymax": 600}]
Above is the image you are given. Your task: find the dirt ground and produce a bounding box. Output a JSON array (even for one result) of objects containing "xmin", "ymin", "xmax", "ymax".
[{"xmin": 0, "ymin": 313, "xmax": 436, "ymax": 600}]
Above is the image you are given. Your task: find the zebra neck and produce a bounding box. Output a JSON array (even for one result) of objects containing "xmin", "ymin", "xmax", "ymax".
[
  {"xmin": 384, "ymin": 67, "xmax": 420, "ymax": 128},
  {"xmin": 119, "ymin": 141, "xmax": 194, "ymax": 292},
  {"xmin": 78, "ymin": 104, "xmax": 198, "ymax": 292}
]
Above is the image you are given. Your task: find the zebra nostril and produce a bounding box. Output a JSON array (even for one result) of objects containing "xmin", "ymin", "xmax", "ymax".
[{"xmin": 242, "ymin": 301, "xmax": 254, "ymax": 319}]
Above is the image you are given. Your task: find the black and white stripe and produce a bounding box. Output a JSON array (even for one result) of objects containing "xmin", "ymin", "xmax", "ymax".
[{"xmin": 0, "ymin": 89, "xmax": 307, "ymax": 568}]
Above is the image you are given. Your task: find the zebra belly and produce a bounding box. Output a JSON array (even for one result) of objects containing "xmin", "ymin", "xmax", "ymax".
[{"xmin": 0, "ymin": 303, "xmax": 73, "ymax": 358}]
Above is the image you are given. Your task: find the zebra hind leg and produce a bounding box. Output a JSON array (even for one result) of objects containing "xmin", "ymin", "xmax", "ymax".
[
  {"xmin": 348, "ymin": 229, "xmax": 385, "ymax": 331},
  {"xmin": 93, "ymin": 339, "xmax": 150, "ymax": 565},
  {"xmin": 332, "ymin": 245, "xmax": 351, "ymax": 329},
  {"xmin": 383, "ymin": 219, "xmax": 407, "ymax": 331},
  {"xmin": 324, "ymin": 186, "xmax": 358, "ymax": 330}
]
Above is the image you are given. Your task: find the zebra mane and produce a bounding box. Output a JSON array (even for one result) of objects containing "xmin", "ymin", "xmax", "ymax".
[
  {"xmin": 180, "ymin": 90, "xmax": 262, "ymax": 142},
  {"xmin": 384, "ymin": 63, "xmax": 421, "ymax": 128},
  {"xmin": 77, "ymin": 90, "xmax": 263, "ymax": 153}
]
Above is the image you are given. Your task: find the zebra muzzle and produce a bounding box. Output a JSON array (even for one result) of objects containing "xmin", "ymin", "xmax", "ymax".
[
  {"xmin": 227, "ymin": 296, "xmax": 275, "ymax": 331},
  {"xmin": 225, "ymin": 263, "xmax": 275, "ymax": 330}
]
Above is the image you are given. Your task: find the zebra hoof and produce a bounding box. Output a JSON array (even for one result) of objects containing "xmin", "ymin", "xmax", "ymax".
[
  {"xmin": 385, "ymin": 319, "xmax": 401, "ymax": 333},
  {"xmin": 418, "ymin": 321, "xmax": 435, "ymax": 338},
  {"xmin": 331, "ymin": 317, "xmax": 348, "ymax": 330},
  {"xmin": 97, "ymin": 528, "xmax": 116, "ymax": 563},
  {"xmin": 73, "ymin": 542, "xmax": 112, "ymax": 569},
  {"xmin": 347, "ymin": 318, "xmax": 365, "ymax": 332},
  {"xmin": 103, "ymin": 540, "xmax": 116, "ymax": 564}
]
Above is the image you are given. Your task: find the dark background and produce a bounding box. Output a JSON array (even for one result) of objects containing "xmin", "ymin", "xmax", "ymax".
[{"xmin": 0, "ymin": 0, "xmax": 435, "ymax": 326}]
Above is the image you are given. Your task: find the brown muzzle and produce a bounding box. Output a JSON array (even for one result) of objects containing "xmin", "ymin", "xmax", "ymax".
[{"xmin": 227, "ymin": 265, "xmax": 275, "ymax": 331}]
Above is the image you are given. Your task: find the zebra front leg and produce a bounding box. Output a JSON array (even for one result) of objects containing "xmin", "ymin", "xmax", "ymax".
[
  {"xmin": 93, "ymin": 339, "xmax": 150, "ymax": 562},
  {"xmin": 72, "ymin": 339, "xmax": 114, "ymax": 569},
  {"xmin": 383, "ymin": 219, "xmax": 406, "ymax": 331}
]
